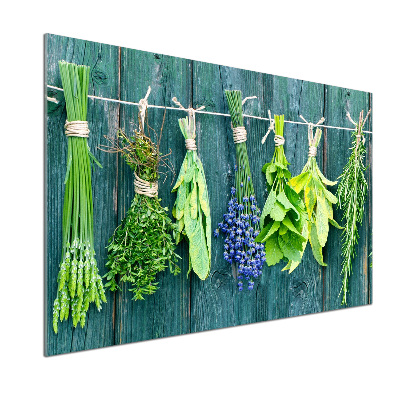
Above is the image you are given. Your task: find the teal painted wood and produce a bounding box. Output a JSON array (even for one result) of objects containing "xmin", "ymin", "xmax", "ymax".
[
  {"xmin": 323, "ymin": 86, "xmax": 371, "ymax": 311},
  {"xmin": 114, "ymin": 48, "xmax": 192, "ymax": 344},
  {"xmin": 46, "ymin": 34, "xmax": 372, "ymax": 355},
  {"xmin": 46, "ymin": 34, "xmax": 119, "ymax": 355}
]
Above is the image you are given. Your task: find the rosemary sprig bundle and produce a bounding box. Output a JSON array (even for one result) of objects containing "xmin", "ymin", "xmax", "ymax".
[
  {"xmin": 256, "ymin": 114, "xmax": 308, "ymax": 272},
  {"xmin": 288, "ymin": 117, "xmax": 342, "ymax": 267},
  {"xmin": 103, "ymin": 90, "xmax": 180, "ymax": 300},
  {"xmin": 214, "ymin": 90, "xmax": 265, "ymax": 291},
  {"xmin": 52, "ymin": 61, "xmax": 106, "ymax": 334},
  {"xmin": 336, "ymin": 110, "xmax": 370, "ymax": 304},
  {"xmin": 171, "ymin": 100, "xmax": 211, "ymax": 280}
]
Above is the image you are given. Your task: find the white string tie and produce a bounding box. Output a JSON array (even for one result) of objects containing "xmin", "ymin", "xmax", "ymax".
[
  {"xmin": 308, "ymin": 146, "xmax": 317, "ymax": 157},
  {"xmin": 274, "ymin": 135, "xmax": 285, "ymax": 147},
  {"xmin": 138, "ymin": 86, "xmax": 151, "ymax": 128},
  {"xmin": 134, "ymin": 173, "xmax": 158, "ymax": 197},
  {"xmin": 64, "ymin": 120, "xmax": 89, "ymax": 138},
  {"xmin": 232, "ymin": 126, "xmax": 247, "ymax": 143},
  {"xmin": 242, "ymin": 96, "xmax": 257, "ymax": 105},
  {"xmin": 185, "ymin": 138, "xmax": 197, "ymax": 151}
]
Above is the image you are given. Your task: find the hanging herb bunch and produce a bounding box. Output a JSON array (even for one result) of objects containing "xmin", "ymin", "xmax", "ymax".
[
  {"xmin": 288, "ymin": 116, "xmax": 342, "ymax": 267},
  {"xmin": 214, "ymin": 90, "xmax": 265, "ymax": 291},
  {"xmin": 336, "ymin": 110, "xmax": 370, "ymax": 305},
  {"xmin": 171, "ymin": 98, "xmax": 211, "ymax": 280},
  {"xmin": 255, "ymin": 113, "xmax": 308, "ymax": 273},
  {"xmin": 102, "ymin": 88, "xmax": 180, "ymax": 300},
  {"xmin": 52, "ymin": 61, "xmax": 106, "ymax": 334}
]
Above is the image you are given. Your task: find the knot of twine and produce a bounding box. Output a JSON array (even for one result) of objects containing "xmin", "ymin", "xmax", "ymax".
[
  {"xmin": 134, "ymin": 173, "xmax": 158, "ymax": 197},
  {"xmin": 185, "ymin": 138, "xmax": 197, "ymax": 151},
  {"xmin": 347, "ymin": 110, "xmax": 370, "ymax": 150},
  {"xmin": 274, "ymin": 135, "xmax": 285, "ymax": 147},
  {"xmin": 308, "ymin": 146, "xmax": 317, "ymax": 157},
  {"xmin": 65, "ymin": 120, "xmax": 89, "ymax": 138},
  {"xmin": 172, "ymin": 97, "xmax": 206, "ymax": 151},
  {"xmin": 232, "ymin": 126, "xmax": 247, "ymax": 144},
  {"xmin": 138, "ymin": 86, "xmax": 152, "ymax": 128}
]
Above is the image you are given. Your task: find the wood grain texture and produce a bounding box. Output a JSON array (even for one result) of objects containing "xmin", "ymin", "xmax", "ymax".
[{"xmin": 45, "ymin": 34, "xmax": 372, "ymax": 355}]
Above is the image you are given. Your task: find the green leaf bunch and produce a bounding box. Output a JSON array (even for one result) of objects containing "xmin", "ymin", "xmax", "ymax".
[
  {"xmin": 255, "ymin": 115, "xmax": 309, "ymax": 273},
  {"xmin": 103, "ymin": 111, "xmax": 180, "ymax": 301},
  {"xmin": 288, "ymin": 127, "xmax": 342, "ymax": 267},
  {"xmin": 53, "ymin": 61, "xmax": 106, "ymax": 334},
  {"xmin": 172, "ymin": 117, "xmax": 211, "ymax": 280},
  {"xmin": 336, "ymin": 111, "xmax": 369, "ymax": 304}
]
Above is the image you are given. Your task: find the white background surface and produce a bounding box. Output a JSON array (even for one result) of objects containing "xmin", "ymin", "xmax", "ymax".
[{"xmin": 1, "ymin": 1, "xmax": 398, "ymax": 399}]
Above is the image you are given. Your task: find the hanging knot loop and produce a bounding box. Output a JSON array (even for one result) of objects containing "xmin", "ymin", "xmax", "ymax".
[
  {"xmin": 347, "ymin": 109, "xmax": 370, "ymax": 150},
  {"xmin": 185, "ymin": 138, "xmax": 197, "ymax": 151},
  {"xmin": 261, "ymin": 110, "xmax": 275, "ymax": 144},
  {"xmin": 172, "ymin": 97, "xmax": 205, "ymax": 151},
  {"xmin": 274, "ymin": 135, "xmax": 285, "ymax": 147},
  {"xmin": 138, "ymin": 86, "xmax": 151, "ymax": 128},
  {"xmin": 65, "ymin": 120, "xmax": 89, "ymax": 138},
  {"xmin": 134, "ymin": 173, "xmax": 158, "ymax": 197},
  {"xmin": 308, "ymin": 146, "xmax": 317, "ymax": 157},
  {"xmin": 242, "ymin": 96, "xmax": 257, "ymax": 105},
  {"xmin": 232, "ymin": 126, "xmax": 247, "ymax": 143}
]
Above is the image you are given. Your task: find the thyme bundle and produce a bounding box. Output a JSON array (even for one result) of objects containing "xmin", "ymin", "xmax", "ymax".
[
  {"xmin": 52, "ymin": 61, "xmax": 106, "ymax": 334},
  {"xmin": 336, "ymin": 110, "xmax": 370, "ymax": 304},
  {"xmin": 103, "ymin": 88, "xmax": 180, "ymax": 300},
  {"xmin": 288, "ymin": 117, "xmax": 342, "ymax": 267},
  {"xmin": 256, "ymin": 114, "xmax": 308, "ymax": 272},
  {"xmin": 171, "ymin": 99, "xmax": 211, "ymax": 280},
  {"xmin": 214, "ymin": 90, "xmax": 265, "ymax": 291}
]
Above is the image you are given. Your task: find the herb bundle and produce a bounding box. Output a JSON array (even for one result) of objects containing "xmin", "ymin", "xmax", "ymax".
[
  {"xmin": 171, "ymin": 98, "xmax": 211, "ymax": 280},
  {"xmin": 255, "ymin": 114, "xmax": 308, "ymax": 273},
  {"xmin": 214, "ymin": 90, "xmax": 265, "ymax": 291},
  {"xmin": 336, "ymin": 110, "xmax": 370, "ymax": 304},
  {"xmin": 288, "ymin": 116, "xmax": 342, "ymax": 267},
  {"xmin": 52, "ymin": 61, "xmax": 106, "ymax": 334},
  {"xmin": 103, "ymin": 89, "xmax": 180, "ymax": 301}
]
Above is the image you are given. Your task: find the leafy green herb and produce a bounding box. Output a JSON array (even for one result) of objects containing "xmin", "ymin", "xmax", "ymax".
[
  {"xmin": 172, "ymin": 114, "xmax": 211, "ymax": 280},
  {"xmin": 336, "ymin": 110, "xmax": 370, "ymax": 304},
  {"xmin": 288, "ymin": 119, "xmax": 342, "ymax": 267},
  {"xmin": 103, "ymin": 98, "xmax": 180, "ymax": 300},
  {"xmin": 255, "ymin": 114, "xmax": 308, "ymax": 273},
  {"xmin": 52, "ymin": 61, "xmax": 106, "ymax": 334}
]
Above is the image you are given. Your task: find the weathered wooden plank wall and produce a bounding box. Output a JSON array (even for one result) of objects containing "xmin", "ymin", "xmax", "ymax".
[{"xmin": 45, "ymin": 34, "xmax": 372, "ymax": 356}]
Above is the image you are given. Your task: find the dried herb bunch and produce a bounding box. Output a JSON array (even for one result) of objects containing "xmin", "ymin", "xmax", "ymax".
[
  {"xmin": 256, "ymin": 114, "xmax": 309, "ymax": 273},
  {"xmin": 103, "ymin": 93, "xmax": 180, "ymax": 300},
  {"xmin": 288, "ymin": 117, "xmax": 342, "ymax": 267},
  {"xmin": 214, "ymin": 90, "xmax": 265, "ymax": 291},
  {"xmin": 52, "ymin": 61, "xmax": 106, "ymax": 334},
  {"xmin": 336, "ymin": 110, "xmax": 370, "ymax": 304},
  {"xmin": 171, "ymin": 99, "xmax": 211, "ymax": 280}
]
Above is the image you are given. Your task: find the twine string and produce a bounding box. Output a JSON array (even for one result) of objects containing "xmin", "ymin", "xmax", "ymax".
[
  {"xmin": 64, "ymin": 120, "xmax": 90, "ymax": 138},
  {"xmin": 347, "ymin": 109, "xmax": 370, "ymax": 150},
  {"xmin": 172, "ymin": 97, "xmax": 205, "ymax": 151},
  {"xmin": 138, "ymin": 86, "xmax": 152, "ymax": 129},
  {"xmin": 261, "ymin": 110, "xmax": 275, "ymax": 144},
  {"xmin": 274, "ymin": 135, "xmax": 285, "ymax": 147},
  {"xmin": 299, "ymin": 115, "xmax": 325, "ymax": 158},
  {"xmin": 232, "ymin": 126, "xmax": 247, "ymax": 144},
  {"xmin": 242, "ymin": 96, "xmax": 257, "ymax": 106},
  {"xmin": 134, "ymin": 172, "xmax": 158, "ymax": 197}
]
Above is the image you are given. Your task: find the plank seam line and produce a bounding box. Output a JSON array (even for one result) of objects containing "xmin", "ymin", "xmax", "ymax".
[{"xmin": 47, "ymin": 85, "xmax": 373, "ymax": 133}]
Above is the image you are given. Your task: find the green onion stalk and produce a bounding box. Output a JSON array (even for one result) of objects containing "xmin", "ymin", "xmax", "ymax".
[
  {"xmin": 52, "ymin": 61, "xmax": 106, "ymax": 334},
  {"xmin": 336, "ymin": 110, "xmax": 370, "ymax": 305},
  {"xmin": 214, "ymin": 90, "xmax": 265, "ymax": 291}
]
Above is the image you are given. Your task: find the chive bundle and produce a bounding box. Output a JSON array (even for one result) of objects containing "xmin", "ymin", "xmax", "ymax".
[{"xmin": 52, "ymin": 61, "xmax": 106, "ymax": 334}]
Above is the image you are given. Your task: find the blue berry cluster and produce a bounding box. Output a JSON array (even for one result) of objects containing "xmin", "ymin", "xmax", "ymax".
[{"xmin": 214, "ymin": 187, "xmax": 266, "ymax": 291}]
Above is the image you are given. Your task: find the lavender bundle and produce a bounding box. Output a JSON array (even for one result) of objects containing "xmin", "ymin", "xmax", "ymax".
[{"xmin": 214, "ymin": 90, "xmax": 265, "ymax": 291}]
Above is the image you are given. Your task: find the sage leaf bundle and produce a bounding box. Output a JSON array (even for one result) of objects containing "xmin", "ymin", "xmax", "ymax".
[
  {"xmin": 255, "ymin": 114, "xmax": 308, "ymax": 273},
  {"xmin": 171, "ymin": 100, "xmax": 211, "ymax": 280},
  {"xmin": 214, "ymin": 90, "xmax": 265, "ymax": 291},
  {"xmin": 103, "ymin": 89, "xmax": 180, "ymax": 301},
  {"xmin": 336, "ymin": 110, "xmax": 370, "ymax": 304},
  {"xmin": 52, "ymin": 61, "xmax": 106, "ymax": 334},
  {"xmin": 288, "ymin": 117, "xmax": 342, "ymax": 267}
]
